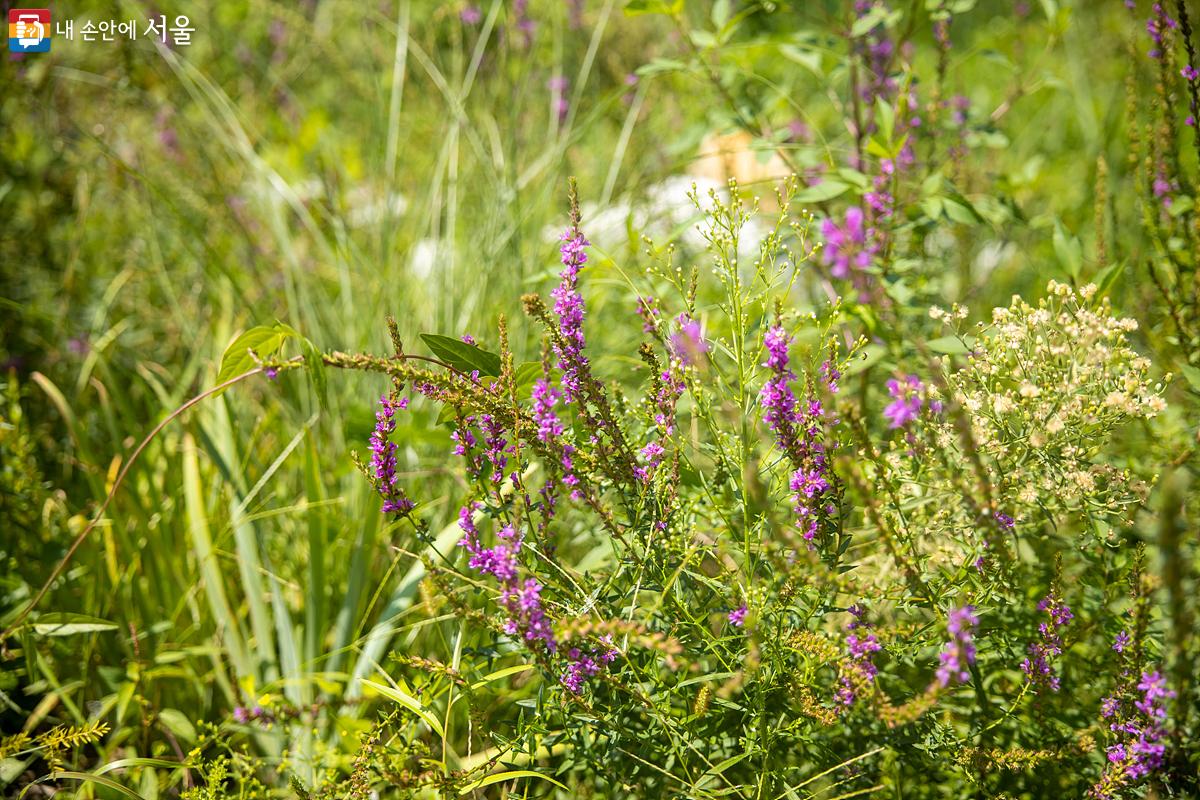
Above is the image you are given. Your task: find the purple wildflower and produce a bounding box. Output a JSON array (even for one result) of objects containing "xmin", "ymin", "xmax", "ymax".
[
  {"xmin": 820, "ymin": 359, "xmax": 841, "ymax": 394},
  {"xmin": 1090, "ymin": 670, "xmax": 1175, "ymax": 798},
  {"xmin": 935, "ymin": 605, "xmax": 979, "ymax": 687},
  {"xmin": 561, "ymin": 637, "xmax": 618, "ymax": 693},
  {"xmin": 1021, "ymin": 593, "xmax": 1073, "ymax": 692},
  {"xmin": 638, "ymin": 440, "xmax": 665, "ymax": 482},
  {"xmin": 853, "ymin": 0, "xmax": 899, "ymax": 108},
  {"xmin": 532, "ymin": 379, "xmax": 565, "ymax": 442},
  {"xmin": 820, "ymin": 207, "xmax": 877, "ymax": 278},
  {"xmin": 727, "ymin": 605, "xmax": 748, "ymax": 627},
  {"xmin": 1146, "ymin": 3, "xmax": 1177, "ymax": 58},
  {"xmin": 883, "ymin": 375, "xmax": 924, "ymax": 429},
  {"xmin": 460, "ymin": 5, "xmax": 482, "ymax": 24},
  {"xmin": 837, "ymin": 606, "xmax": 882, "ymax": 706},
  {"xmin": 458, "ymin": 505, "xmax": 556, "ymax": 652},
  {"xmin": 370, "ymin": 394, "xmax": 414, "ymax": 515},
  {"xmin": 1113, "ymin": 630, "xmax": 1131, "ymax": 653},
  {"xmin": 759, "ymin": 327, "xmax": 835, "ymax": 544},
  {"xmin": 551, "ymin": 224, "xmax": 591, "ymax": 402},
  {"xmin": 670, "ymin": 314, "xmax": 709, "ymax": 365},
  {"xmin": 636, "ymin": 296, "xmax": 660, "ymax": 333}
]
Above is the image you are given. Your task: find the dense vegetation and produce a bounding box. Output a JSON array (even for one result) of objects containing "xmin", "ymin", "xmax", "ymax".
[{"xmin": 2, "ymin": 1, "xmax": 1199, "ymax": 798}]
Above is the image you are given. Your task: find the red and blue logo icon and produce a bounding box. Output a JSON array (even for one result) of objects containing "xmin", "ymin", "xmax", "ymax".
[{"xmin": 9, "ymin": 9, "xmax": 51, "ymax": 53}]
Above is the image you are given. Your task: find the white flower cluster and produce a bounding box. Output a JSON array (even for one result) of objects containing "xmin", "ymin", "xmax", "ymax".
[{"xmin": 897, "ymin": 282, "xmax": 1166, "ymax": 550}]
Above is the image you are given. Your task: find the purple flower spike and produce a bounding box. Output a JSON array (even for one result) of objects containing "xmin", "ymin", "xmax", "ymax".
[
  {"xmin": 551, "ymin": 224, "xmax": 591, "ymax": 403},
  {"xmin": 935, "ymin": 605, "xmax": 979, "ymax": 687},
  {"xmin": 883, "ymin": 375, "xmax": 924, "ymax": 429},
  {"xmin": 1021, "ymin": 593, "xmax": 1072, "ymax": 692},
  {"xmin": 370, "ymin": 394, "xmax": 414, "ymax": 515},
  {"xmin": 820, "ymin": 207, "xmax": 878, "ymax": 278}
]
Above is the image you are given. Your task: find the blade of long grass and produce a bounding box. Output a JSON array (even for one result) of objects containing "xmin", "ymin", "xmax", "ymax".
[{"xmin": 182, "ymin": 433, "xmax": 252, "ymax": 681}]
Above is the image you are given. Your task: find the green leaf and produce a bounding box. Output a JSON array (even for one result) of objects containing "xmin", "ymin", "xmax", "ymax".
[
  {"xmin": 874, "ymin": 98, "xmax": 895, "ymax": 144},
  {"xmin": 470, "ymin": 664, "xmax": 535, "ymax": 690},
  {"xmin": 845, "ymin": 343, "xmax": 886, "ymax": 375},
  {"xmin": 157, "ymin": 709, "xmax": 196, "ymax": 744},
  {"xmin": 926, "ymin": 336, "xmax": 971, "ymax": 355},
  {"xmin": 29, "ymin": 613, "xmax": 119, "ymax": 636},
  {"xmin": 623, "ymin": 0, "xmax": 682, "ymax": 16},
  {"xmin": 362, "ymin": 679, "xmax": 445, "ymax": 737},
  {"xmin": 215, "ymin": 323, "xmax": 296, "ymax": 392},
  {"xmin": 942, "ymin": 193, "xmax": 984, "ymax": 225},
  {"xmin": 636, "ymin": 58, "xmax": 687, "ymax": 76},
  {"xmin": 1053, "ymin": 220, "xmax": 1083, "ymax": 279},
  {"xmin": 24, "ymin": 772, "xmax": 148, "ymax": 800},
  {"xmin": 420, "ymin": 334, "xmax": 501, "ymax": 377},
  {"xmin": 457, "ymin": 770, "xmax": 568, "ymax": 796},
  {"xmin": 795, "ymin": 180, "xmax": 849, "ymax": 203},
  {"xmin": 1180, "ymin": 365, "xmax": 1200, "ymax": 393},
  {"xmin": 1093, "ymin": 259, "xmax": 1127, "ymax": 297},
  {"xmin": 921, "ymin": 196, "xmax": 945, "ymax": 220},
  {"xmin": 512, "ymin": 362, "xmax": 543, "ymax": 395},
  {"xmin": 851, "ymin": 5, "xmax": 892, "ymax": 36},
  {"xmin": 711, "ymin": 0, "xmax": 731, "ymax": 28}
]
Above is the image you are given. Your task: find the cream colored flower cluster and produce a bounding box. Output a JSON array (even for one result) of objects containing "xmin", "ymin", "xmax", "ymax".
[{"xmin": 906, "ymin": 282, "xmax": 1165, "ymax": 543}]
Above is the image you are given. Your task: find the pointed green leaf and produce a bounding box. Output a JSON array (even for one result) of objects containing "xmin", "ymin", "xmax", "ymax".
[
  {"xmin": 457, "ymin": 770, "xmax": 568, "ymax": 795},
  {"xmin": 420, "ymin": 334, "xmax": 501, "ymax": 377},
  {"xmin": 215, "ymin": 324, "xmax": 296, "ymax": 391},
  {"xmin": 362, "ymin": 679, "xmax": 445, "ymax": 737},
  {"xmin": 29, "ymin": 613, "xmax": 119, "ymax": 636}
]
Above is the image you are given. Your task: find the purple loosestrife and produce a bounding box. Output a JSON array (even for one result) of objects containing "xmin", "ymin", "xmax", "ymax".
[
  {"xmin": 819, "ymin": 207, "xmax": 877, "ymax": 278},
  {"xmin": 1091, "ymin": 670, "xmax": 1175, "ymax": 798},
  {"xmin": 460, "ymin": 5, "xmax": 482, "ymax": 24},
  {"xmin": 758, "ymin": 327, "xmax": 834, "ymax": 544},
  {"xmin": 760, "ymin": 326, "xmax": 799, "ymax": 448},
  {"xmin": 727, "ymin": 605, "xmax": 748, "ymax": 627},
  {"xmin": 532, "ymin": 379, "xmax": 565, "ymax": 441},
  {"xmin": 836, "ymin": 605, "xmax": 882, "ymax": 706},
  {"xmin": 789, "ymin": 397, "xmax": 832, "ymax": 542},
  {"xmin": 883, "ymin": 374, "xmax": 924, "ymax": 429},
  {"xmin": 820, "ymin": 359, "xmax": 841, "ymax": 394},
  {"xmin": 551, "ymin": 223, "xmax": 591, "ymax": 403},
  {"xmin": 670, "ymin": 314, "xmax": 709, "ymax": 365},
  {"xmin": 637, "ymin": 296, "xmax": 660, "ymax": 333},
  {"xmin": 1021, "ymin": 593, "xmax": 1073, "ymax": 692},
  {"xmin": 457, "ymin": 507, "xmax": 557, "ymax": 653},
  {"xmin": 853, "ymin": 0, "xmax": 898, "ymax": 109},
  {"xmin": 531, "ymin": 378, "xmax": 579, "ymax": 495},
  {"xmin": 1113, "ymin": 630, "xmax": 1131, "ymax": 653},
  {"xmin": 636, "ymin": 440, "xmax": 665, "ymax": 483},
  {"xmin": 561, "ymin": 637, "xmax": 618, "ymax": 693},
  {"xmin": 1146, "ymin": 3, "xmax": 1177, "ymax": 58},
  {"xmin": 478, "ymin": 413, "xmax": 510, "ymax": 484},
  {"xmin": 935, "ymin": 605, "xmax": 979, "ymax": 687},
  {"xmin": 370, "ymin": 394, "xmax": 415, "ymax": 515}
]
